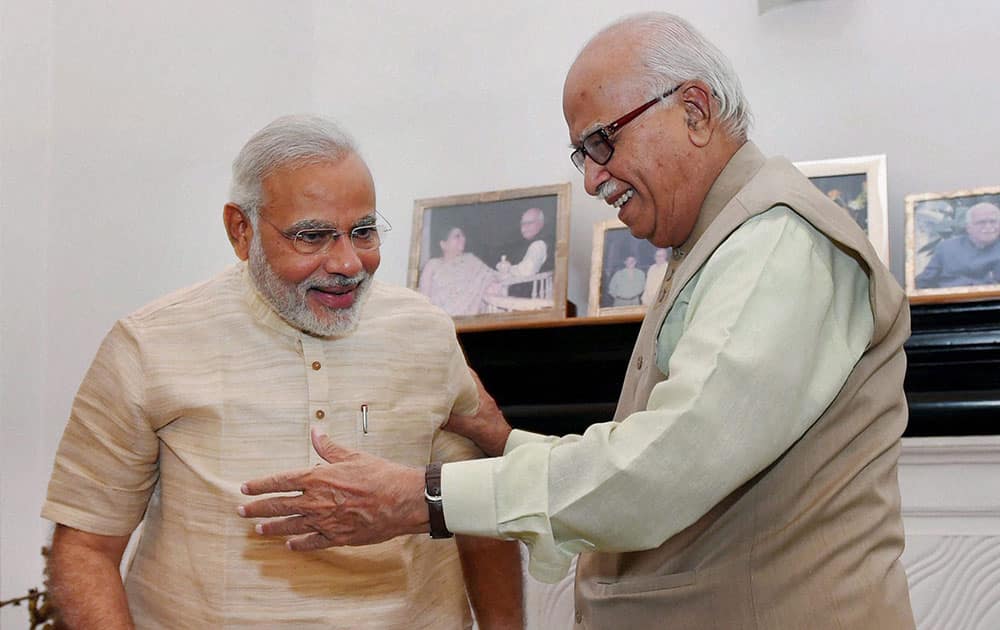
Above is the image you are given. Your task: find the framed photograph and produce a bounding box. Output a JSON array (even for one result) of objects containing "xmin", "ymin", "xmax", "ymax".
[
  {"xmin": 589, "ymin": 218, "xmax": 672, "ymax": 318},
  {"xmin": 794, "ymin": 154, "xmax": 889, "ymax": 264},
  {"xmin": 905, "ymin": 186, "xmax": 1000, "ymax": 303},
  {"xmin": 408, "ymin": 183, "xmax": 570, "ymax": 330}
]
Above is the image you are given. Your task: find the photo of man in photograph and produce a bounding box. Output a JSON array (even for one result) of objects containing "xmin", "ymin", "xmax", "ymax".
[{"xmin": 916, "ymin": 200, "xmax": 1000, "ymax": 289}]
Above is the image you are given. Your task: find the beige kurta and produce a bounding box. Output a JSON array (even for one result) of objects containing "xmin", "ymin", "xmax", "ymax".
[{"xmin": 43, "ymin": 264, "xmax": 482, "ymax": 629}]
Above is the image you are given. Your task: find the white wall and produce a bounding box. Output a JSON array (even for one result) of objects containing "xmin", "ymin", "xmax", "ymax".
[
  {"xmin": 3, "ymin": 0, "xmax": 1000, "ymax": 624},
  {"xmin": 1, "ymin": 0, "xmax": 53, "ymax": 620}
]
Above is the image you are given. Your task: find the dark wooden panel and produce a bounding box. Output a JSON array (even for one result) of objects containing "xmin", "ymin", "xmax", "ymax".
[
  {"xmin": 904, "ymin": 299, "xmax": 1000, "ymax": 435},
  {"xmin": 459, "ymin": 300, "xmax": 1000, "ymax": 438}
]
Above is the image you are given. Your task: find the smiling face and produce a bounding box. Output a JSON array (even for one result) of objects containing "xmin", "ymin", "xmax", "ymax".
[
  {"xmin": 563, "ymin": 30, "xmax": 727, "ymax": 249},
  {"xmin": 227, "ymin": 153, "xmax": 380, "ymax": 336}
]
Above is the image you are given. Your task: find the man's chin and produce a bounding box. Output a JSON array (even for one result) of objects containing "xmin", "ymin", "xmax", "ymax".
[
  {"xmin": 302, "ymin": 279, "xmax": 372, "ymax": 337},
  {"xmin": 624, "ymin": 221, "xmax": 653, "ymax": 243},
  {"xmin": 311, "ymin": 310, "xmax": 360, "ymax": 337}
]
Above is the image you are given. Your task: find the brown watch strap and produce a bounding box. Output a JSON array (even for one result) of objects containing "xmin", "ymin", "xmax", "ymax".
[{"xmin": 424, "ymin": 462, "xmax": 453, "ymax": 539}]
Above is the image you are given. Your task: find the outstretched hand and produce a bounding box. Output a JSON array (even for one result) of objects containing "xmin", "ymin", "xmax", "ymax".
[
  {"xmin": 238, "ymin": 428, "xmax": 427, "ymax": 550},
  {"xmin": 445, "ymin": 369, "xmax": 512, "ymax": 457}
]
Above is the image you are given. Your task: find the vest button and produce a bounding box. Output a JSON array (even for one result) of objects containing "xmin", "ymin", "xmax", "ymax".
[
  {"xmin": 312, "ymin": 361, "xmax": 321, "ymax": 370},
  {"xmin": 315, "ymin": 409, "xmax": 325, "ymax": 420},
  {"xmin": 636, "ymin": 355, "xmax": 644, "ymax": 370},
  {"xmin": 575, "ymin": 610, "xmax": 583, "ymax": 624}
]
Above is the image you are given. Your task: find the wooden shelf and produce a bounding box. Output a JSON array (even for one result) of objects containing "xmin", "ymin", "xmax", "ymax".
[
  {"xmin": 456, "ymin": 311, "xmax": 644, "ymax": 334},
  {"xmin": 458, "ymin": 299, "xmax": 1000, "ymax": 438}
]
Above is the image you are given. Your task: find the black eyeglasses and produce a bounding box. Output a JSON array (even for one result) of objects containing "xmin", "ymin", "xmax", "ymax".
[
  {"xmin": 570, "ymin": 84, "xmax": 681, "ymax": 174},
  {"xmin": 259, "ymin": 211, "xmax": 392, "ymax": 255}
]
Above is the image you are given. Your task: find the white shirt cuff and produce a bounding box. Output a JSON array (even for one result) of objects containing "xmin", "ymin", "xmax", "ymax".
[
  {"xmin": 441, "ymin": 457, "xmax": 501, "ymax": 538},
  {"xmin": 503, "ymin": 428, "xmax": 553, "ymax": 454}
]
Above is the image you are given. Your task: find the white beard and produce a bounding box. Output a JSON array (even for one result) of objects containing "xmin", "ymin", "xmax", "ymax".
[{"xmin": 248, "ymin": 232, "xmax": 373, "ymax": 337}]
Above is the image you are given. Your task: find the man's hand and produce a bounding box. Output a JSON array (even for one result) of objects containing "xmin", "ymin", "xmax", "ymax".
[
  {"xmin": 238, "ymin": 428, "xmax": 427, "ymax": 550},
  {"xmin": 445, "ymin": 370, "xmax": 512, "ymax": 457}
]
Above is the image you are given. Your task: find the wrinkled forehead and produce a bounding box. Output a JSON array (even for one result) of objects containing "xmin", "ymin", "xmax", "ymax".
[
  {"xmin": 968, "ymin": 203, "xmax": 1000, "ymax": 222},
  {"xmin": 563, "ymin": 37, "xmax": 647, "ymax": 141}
]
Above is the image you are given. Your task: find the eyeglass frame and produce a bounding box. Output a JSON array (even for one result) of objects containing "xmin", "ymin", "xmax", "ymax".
[
  {"xmin": 570, "ymin": 84, "xmax": 682, "ymax": 174},
  {"xmin": 254, "ymin": 209, "xmax": 393, "ymax": 254}
]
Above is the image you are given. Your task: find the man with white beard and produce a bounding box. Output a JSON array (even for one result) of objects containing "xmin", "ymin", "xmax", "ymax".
[
  {"xmin": 41, "ymin": 114, "xmax": 522, "ymax": 630},
  {"xmin": 239, "ymin": 13, "xmax": 916, "ymax": 629}
]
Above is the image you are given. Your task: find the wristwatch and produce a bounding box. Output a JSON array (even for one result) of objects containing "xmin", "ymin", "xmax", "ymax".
[{"xmin": 424, "ymin": 462, "xmax": 453, "ymax": 539}]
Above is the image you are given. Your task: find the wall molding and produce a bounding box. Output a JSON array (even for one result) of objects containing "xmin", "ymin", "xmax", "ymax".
[
  {"xmin": 899, "ymin": 436, "xmax": 1000, "ymax": 536},
  {"xmin": 900, "ymin": 435, "xmax": 1000, "ymax": 465}
]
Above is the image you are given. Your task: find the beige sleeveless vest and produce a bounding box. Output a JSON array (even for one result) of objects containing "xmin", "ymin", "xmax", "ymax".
[{"xmin": 574, "ymin": 143, "xmax": 915, "ymax": 629}]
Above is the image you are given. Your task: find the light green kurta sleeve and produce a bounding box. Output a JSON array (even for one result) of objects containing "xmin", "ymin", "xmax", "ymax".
[{"xmin": 442, "ymin": 206, "xmax": 874, "ymax": 583}]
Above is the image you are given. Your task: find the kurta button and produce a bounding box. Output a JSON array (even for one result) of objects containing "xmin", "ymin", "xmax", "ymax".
[
  {"xmin": 315, "ymin": 409, "xmax": 325, "ymax": 420},
  {"xmin": 575, "ymin": 610, "xmax": 583, "ymax": 624},
  {"xmin": 636, "ymin": 355, "xmax": 644, "ymax": 369},
  {"xmin": 312, "ymin": 361, "xmax": 321, "ymax": 370}
]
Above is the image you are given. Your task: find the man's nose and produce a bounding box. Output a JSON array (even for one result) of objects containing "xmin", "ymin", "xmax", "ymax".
[
  {"xmin": 321, "ymin": 235, "xmax": 363, "ymax": 276},
  {"xmin": 583, "ymin": 157, "xmax": 611, "ymax": 197}
]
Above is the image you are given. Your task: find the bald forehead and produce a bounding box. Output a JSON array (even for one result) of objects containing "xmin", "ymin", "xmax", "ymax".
[
  {"xmin": 566, "ymin": 31, "xmax": 638, "ymax": 83},
  {"xmin": 969, "ymin": 203, "xmax": 1000, "ymax": 219},
  {"xmin": 563, "ymin": 39, "xmax": 648, "ymax": 142},
  {"xmin": 523, "ymin": 207, "xmax": 543, "ymax": 221},
  {"xmin": 565, "ymin": 32, "xmax": 643, "ymax": 97}
]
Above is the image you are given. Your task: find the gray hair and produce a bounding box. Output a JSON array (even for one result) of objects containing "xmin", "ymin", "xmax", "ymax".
[
  {"xmin": 596, "ymin": 12, "xmax": 753, "ymax": 141},
  {"xmin": 229, "ymin": 114, "xmax": 358, "ymax": 221}
]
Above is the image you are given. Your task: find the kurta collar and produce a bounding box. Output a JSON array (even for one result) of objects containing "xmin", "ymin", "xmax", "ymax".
[
  {"xmin": 240, "ymin": 261, "xmax": 304, "ymax": 341},
  {"xmin": 673, "ymin": 141, "xmax": 767, "ymax": 259}
]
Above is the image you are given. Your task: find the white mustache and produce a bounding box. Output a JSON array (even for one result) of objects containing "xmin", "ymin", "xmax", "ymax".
[
  {"xmin": 306, "ymin": 271, "xmax": 368, "ymax": 292},
  {"xmin": 597, "ymin": 181, "xmax": 620, "ymax": 201}
]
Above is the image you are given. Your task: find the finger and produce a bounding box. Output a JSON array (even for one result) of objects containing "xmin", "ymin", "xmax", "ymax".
[
  {"xmin": 237, "ymin": 495, "xmax": 303, "ymax": 519},
  {"xmin": 470, "ymin": 370, "xmax": 499, "ymax": 407},
  {"xmin": 310, "ymin": 428, "xmax": 351, "ymax": 464},
  {"xmin": 443, "ymin": 411, "xmax": 472, "ymax": 434},
  {"xmin": 467, "ymin": 367, "xmax": 491, "ymax": 397},
  {"xmin": 241, "ymin": 468, "xmax": 309, "ymax": 496},
  {"xmin": 287, "ymin": 532, "xmax": 337, "ymax": 551},
  {"xmin": 444, "ymin": 370, "xmax": 487, "ymax": 430},
  {"xmin": 254, "ymin": 515, "xmax": 313, "ymax": 537},
  {"xmin": 467, "ymin": 366, "xmax": 482, "ymax": 385}
]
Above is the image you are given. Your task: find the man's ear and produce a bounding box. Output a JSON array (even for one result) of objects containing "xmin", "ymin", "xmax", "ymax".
[
  {"xmin": 223, "ymin": 203, "xmax": 253, "ymax": 261},
  {"xmin": 681, "ymin": 82, "xmax": 716, "ymax": 148}
]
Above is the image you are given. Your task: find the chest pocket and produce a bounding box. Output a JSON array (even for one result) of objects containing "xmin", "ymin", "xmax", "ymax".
[{"xmin": 324, "ymin": 398, "xmax": 437, "ymax": 466}]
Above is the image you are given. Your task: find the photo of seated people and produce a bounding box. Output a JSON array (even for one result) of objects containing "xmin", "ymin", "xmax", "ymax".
[{"xmin": 417, "ymin": 197, "xmax": 557, "ymax": 317}]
